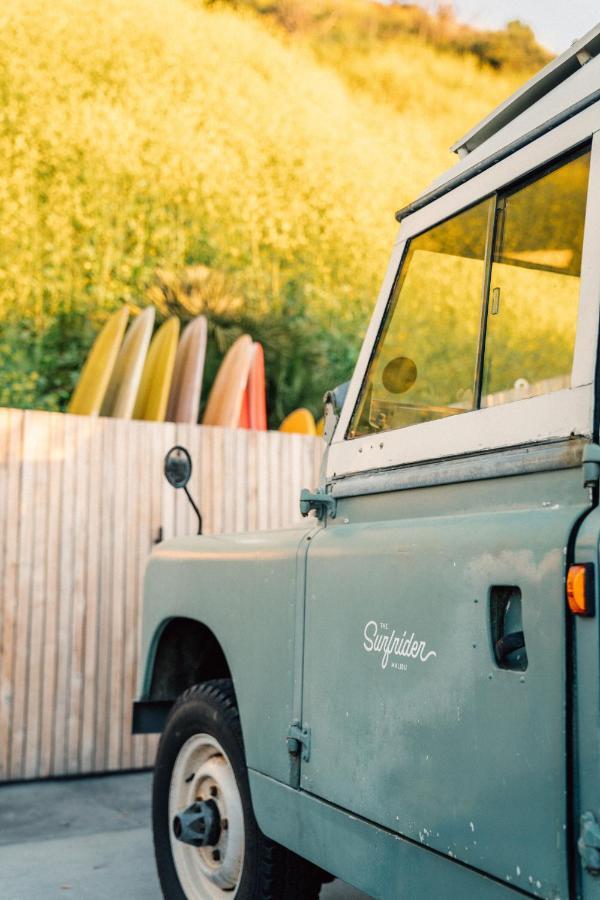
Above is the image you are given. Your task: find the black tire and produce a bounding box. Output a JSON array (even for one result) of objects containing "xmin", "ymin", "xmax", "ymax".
[{"xmin": 152, "ymin": 679, "xmax": 323, "ymax": 899}]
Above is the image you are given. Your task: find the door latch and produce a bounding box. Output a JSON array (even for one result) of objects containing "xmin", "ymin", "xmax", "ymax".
[
  {"xmin": 300, "ymin": 489, "xmax": 336, "ymax": 520},
  {"xmin": 578, "ymin": 812, "xmax": 600, "ymax": 874},
  {"xmin": 286, "ymin": 721, "xmax": 311, "ymax": 762}
]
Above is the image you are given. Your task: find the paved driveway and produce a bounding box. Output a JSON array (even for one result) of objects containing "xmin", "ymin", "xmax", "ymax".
[{"xmin": 0, "ymin": 772, "xmax": 369, "ymax": 899}]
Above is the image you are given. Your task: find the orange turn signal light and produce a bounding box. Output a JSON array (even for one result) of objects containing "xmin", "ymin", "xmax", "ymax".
[{"xmin": 567, "ymin": 563, "xmax": 595, "ymax": 617}]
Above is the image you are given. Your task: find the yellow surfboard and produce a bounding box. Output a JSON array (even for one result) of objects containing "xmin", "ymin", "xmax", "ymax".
[
  {"xmin": 100, "ymin": 306, "xmax": 156, "ymax": 419},
  {"xmin": 279, "ymin": 408, "xmax": 317, "ymax": 436},
  {"xmin": 67, "ymin": 308, "xmax": 129, "ymax": 416},
  {"xmin": 202, "ymin": 334, "xmax": 254, "ymax": 428},
  {"xmin": 132, "ymin": 317, "xmax": 180, "ymax": 422}
]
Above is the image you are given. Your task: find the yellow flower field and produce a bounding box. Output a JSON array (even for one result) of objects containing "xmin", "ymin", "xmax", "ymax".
[{"xmin": 0, "ymin": 0, "xmax": 530, "ymax": 410}]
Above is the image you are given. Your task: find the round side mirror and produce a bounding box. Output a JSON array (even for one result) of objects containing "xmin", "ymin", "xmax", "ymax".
[{"xmin": 164, "ymin": 446, "xmax": 192, "ymax": 489}]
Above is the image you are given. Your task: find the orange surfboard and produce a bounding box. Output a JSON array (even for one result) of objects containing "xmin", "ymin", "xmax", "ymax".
[
  {"xmin": 202, "ymin": 334, "xmax": 254, "ymax": 428},
  {"xmin": 239, "ymin": 342, "xmax": 267, "ymax": 430},
  {"xmin": 279, "ymin": 407, "xmax": 317, "ymax": 436}
]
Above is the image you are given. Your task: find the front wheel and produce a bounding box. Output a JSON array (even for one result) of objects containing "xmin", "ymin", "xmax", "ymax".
[{"xmin": 152, "ymin": 679, "xmax": 322, "ymax": 899}]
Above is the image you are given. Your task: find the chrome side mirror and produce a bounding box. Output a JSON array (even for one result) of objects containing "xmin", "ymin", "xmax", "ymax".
[
  {"xmin": 163, "ymin": 446, "xmax": 202, "ymax": 535},
  {"xmin": 164, "ymin": 445, "xmax": 193, "ymax": 489}
]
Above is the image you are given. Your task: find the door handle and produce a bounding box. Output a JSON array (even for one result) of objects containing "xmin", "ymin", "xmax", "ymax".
[
  {"xmin": 489, "ymin": 586, "xmax": 528, "ymax": 671},
  {"xmin": 495, "ymin": 631, "xmax": 525, "ymax": 665}
]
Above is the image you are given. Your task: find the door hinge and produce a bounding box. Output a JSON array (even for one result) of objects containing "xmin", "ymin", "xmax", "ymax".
[
  {"xmin": 579, "ymin": 812, "xmax": 600, "ymax": 874},
  {"xmin": 300, "ymin": 489, "xmax": 336, "ymax": 520},
  {"xmin": 286, "ymin": 721, "xmax": 311, "ymax": 762},
  {"xmin": 583, "ymin": 444, "xmax": 600, "ymax": 488}
]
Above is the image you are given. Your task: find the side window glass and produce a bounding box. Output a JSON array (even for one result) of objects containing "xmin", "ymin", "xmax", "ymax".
[
  {"xmin": 348, "ymin": 147, "xmax": 591, "ymax": 441},
  {"xmin": 348, "ymin": 199, "xmax": 492, "ymax": 438},
  {"xmin": 481, "ymin": 151, "xmax": 591, "ymax": 407}
]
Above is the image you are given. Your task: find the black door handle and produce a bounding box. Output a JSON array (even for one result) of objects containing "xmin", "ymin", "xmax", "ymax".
[
  {"xmin": 490, "ymin": 587, "xmax": 528, "ymax": 671},
  {"xmin": 495, "ymin": 630, "xmax": 525, "ymax": 665}
]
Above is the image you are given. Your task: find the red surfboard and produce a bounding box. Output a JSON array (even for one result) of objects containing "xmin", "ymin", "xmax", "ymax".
[{"xmin": 239, "ymin": 342, "xmax": 267, "ymax": 430}]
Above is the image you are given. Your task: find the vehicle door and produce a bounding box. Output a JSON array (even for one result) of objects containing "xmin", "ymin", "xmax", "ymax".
[{"xmin": 301, "ymin": 144, "xmax": 597, "ymax": 898}]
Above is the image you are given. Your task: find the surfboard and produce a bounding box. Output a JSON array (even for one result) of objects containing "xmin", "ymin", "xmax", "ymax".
[
  {"xmin": 279, "ymin": 407, "xmax": 317, "ymax": 436},
  {"xmin": 67, "ymin": 307, "xmax": 129, "ymax": 416},
  {"xmin": 238, "ymin": 342, "xmax": 267, "ymax": 430},
  {"xmin": 239, "ymin": 381, "xmax": 250, "ymax": 429},
  {"xmin": 238, "ymin": 343, "xmax": 254, "ymax": 429},
  {"xmin": 202, "ymin": 334, "xmax": 254, "ymax": 428},
  {"xmin": 100, "ymin": 306, "xmax": 156, "ymax": 419},
  {"xmin": 166, "ymin": 315, "xmax": 207, "ymax": 424},
  {"xmin": 132, "ymin": 317, "xmax": 180, "ymax": 422}
]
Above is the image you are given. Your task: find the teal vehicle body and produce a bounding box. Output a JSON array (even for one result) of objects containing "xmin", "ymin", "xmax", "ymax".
[
  {"xmin": 141, "ymin": 528, "xmax": 309, "ymax": 786},
  {"xmin": 136, "ymin": 24, "xmax": 600, "ymax": 900}
]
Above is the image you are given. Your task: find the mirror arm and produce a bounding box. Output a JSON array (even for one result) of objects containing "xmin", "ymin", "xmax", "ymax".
[{"xmin": 184, "ymin": 485, "xmax": 203, "ymax": 535}]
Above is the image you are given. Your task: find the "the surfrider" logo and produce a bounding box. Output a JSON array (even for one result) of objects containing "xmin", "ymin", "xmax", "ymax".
[{"xmin": 363, "ymin": 620, "xmax": 437, "ymax": 671}]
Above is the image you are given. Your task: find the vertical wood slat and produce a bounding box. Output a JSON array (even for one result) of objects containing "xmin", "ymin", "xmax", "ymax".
[
  {"xmin": 79, "ymin": 416, "xmax": 103, "ymax": 774},
  {"xmin": 24, "ymin": 413, "xmax": 52, "ymax": 778},
  {"xmin": 246, "ymin": 430, "xmax": 258, "ymax": 534},
  {"xmin": 95, "ymin": 417, "xmax": 119, "ymax": 772},
  {"xmin": 135, "ymin": 421, "xmax": 156, "ymax": 770},
  {"xmin": 40, "ymin": 413, "xmax": 65, "ymax": 777},
  {"xmin": 67, "ymin": 415, "xmax": 93, "ymax": 774},
  {"xmin": 256, "ymin": 431, "xmax": 269, "ymax": 532},
  {"xmin": 224, "ymin": 426, "xmax": 235, "ymax": 533},
  {"xmin": 267, "ymin": 431, "xmax": 281, "ymax": 531},
  {"xmin": 234, "ymin": 429, "xmax": 247, "ymax": 534},
  {"xmin": 120, "ymin": 419, "xmax": 140, "ymax": 771},
  {"xmin": 0, "ymin": 409, "xmax": 23, "ymax": 780},
  {"xmin": 52, "ymin": 414, "xmax": 76, "ymax": 775},
  {"xmin": 11, "ymin": 411, "xmax": 38, "ymax": 779},
  {"xmin": 210, "ymin": 427, "xmax": 224, "ymax": 536},
  {"xmin": 0, "ymin": 409, "xmax": 10, "ymax": 780},
  {"xmin": 0, "ymin": 408, "xmax": 323, "ymax": 782},
  {"xmin": 107, "ymin": 419, "xmax": 128, "ymax": 771}
]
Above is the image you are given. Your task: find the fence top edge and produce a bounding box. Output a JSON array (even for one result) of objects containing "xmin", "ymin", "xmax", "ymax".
[{"xmin": 0, "ymin": 407, "xmax": 324, "ymax": 445}]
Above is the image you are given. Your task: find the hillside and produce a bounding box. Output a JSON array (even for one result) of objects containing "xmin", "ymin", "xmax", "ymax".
[{"xmin": 0, "ymin": 0, "xmax": 543, "ymax": 418}]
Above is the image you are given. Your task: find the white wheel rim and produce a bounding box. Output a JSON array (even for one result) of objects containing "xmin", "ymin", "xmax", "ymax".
[{"xmin": 169, "ymin": 733, "xmax": 245, "ymax": 899}]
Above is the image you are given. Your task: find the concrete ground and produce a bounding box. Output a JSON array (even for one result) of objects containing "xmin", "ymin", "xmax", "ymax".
[{"xmin": 0, "ymin": 771, "xmax": 370, "ymax": 899}]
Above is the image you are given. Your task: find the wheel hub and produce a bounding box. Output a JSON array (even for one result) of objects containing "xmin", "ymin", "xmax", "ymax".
[
  {"xmin": 173, "ymin": 798, "xmax": 221, "ymax": 847},
  {"xmin": 169, "ymin": 733, "xmax": 245, "ymax": 898}
]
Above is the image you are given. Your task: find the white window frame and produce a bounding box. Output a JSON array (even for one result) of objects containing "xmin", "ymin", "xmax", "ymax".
[{"xmin": 327, "ymin": 105, "xmax": 600, "ymax": 481}]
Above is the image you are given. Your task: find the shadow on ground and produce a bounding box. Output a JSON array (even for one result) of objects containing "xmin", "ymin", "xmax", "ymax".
[{"xmin": 0, "ymin": 771, "xmax": 370, "ymax": 899}]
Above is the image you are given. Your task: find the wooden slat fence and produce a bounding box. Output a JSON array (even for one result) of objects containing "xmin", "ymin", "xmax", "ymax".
[{"xmin": 0, "ymin": 408, "xmax": 323, "ymax": 782}]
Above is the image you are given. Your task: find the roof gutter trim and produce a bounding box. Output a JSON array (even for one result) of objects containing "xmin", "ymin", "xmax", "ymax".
[
  {"xmin": 450, "ymin": 24, "xmax": 600, "ymax": 157},
  {"xmin": 395, "ymin": 87, "xmax": 600, "ymax": 223}
]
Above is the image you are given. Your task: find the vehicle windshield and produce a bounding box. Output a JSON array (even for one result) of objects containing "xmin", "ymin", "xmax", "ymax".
[{"xmin": 348, "ymin": 147, "xmax": 591, "ymax": 439}]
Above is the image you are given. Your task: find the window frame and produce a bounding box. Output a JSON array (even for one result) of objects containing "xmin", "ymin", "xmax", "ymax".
[
  {"xmin": 327, "ymin": 105, "xmax": 600, "ymax": 482},
  {"xmin": 348, "ymin": 193, "xmax": 494, "ymax": 438}
]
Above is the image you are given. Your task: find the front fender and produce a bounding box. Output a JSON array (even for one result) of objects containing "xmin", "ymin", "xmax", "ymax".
[{"xmin": 137, "ymin": 526, "xmax": 312, "ymax": 784}]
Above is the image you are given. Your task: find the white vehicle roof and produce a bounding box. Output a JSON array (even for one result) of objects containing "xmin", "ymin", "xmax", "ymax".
[{"xmin": 396, "ymin": 21, "xmax": 600, "ymax": 222}]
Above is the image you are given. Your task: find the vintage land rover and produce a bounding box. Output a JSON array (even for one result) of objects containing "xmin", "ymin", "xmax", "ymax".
[{"xmin": 134, "ymin": 22, "xmax": 600, "ymax": 900}]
